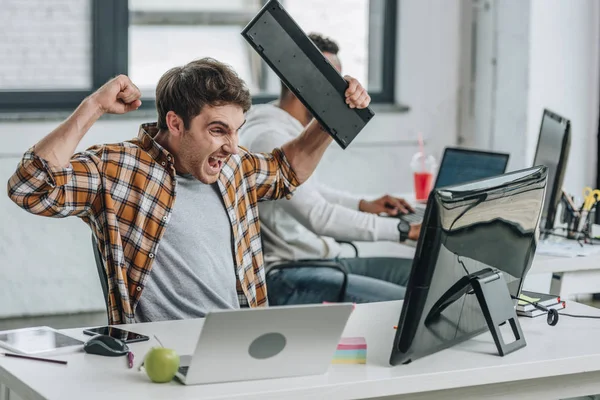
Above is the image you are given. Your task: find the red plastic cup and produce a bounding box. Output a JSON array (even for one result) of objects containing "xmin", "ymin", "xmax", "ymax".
[
  {"xmin": 410, "ymin": 152, "xmax": 436, "ymax": 203},
  {"xmin": 414, "ymin": 172, "xmax": 433, "ymax": 202}
]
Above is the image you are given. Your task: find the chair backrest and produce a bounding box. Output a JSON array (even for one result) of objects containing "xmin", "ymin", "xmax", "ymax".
[
  {"xmin": 265, "ymin": 260, "xmax": 349, "ymax": 304},
  {"xmin": 91, "ymin": 234, "xmax": 110, "ymax": 317}
]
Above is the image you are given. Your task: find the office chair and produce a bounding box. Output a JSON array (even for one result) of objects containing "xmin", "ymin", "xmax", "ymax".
[
  {"xmin": 91, "ymin": 234, "xmax": 110, "ymax": 319},
  {"xmin": 336, "ymin": 241, "xmax": 359, "ymax": 257},
  {"xmin": 264, "ymin": 239, "xmax": 358, "ymax": 305},
  {"xmin": 265, "ymin": 259, "xmax": 349, "ymax": 305}
]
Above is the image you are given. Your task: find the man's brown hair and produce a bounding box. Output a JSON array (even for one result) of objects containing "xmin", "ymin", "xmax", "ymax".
[{"xmin": 156, "ymin": 57, "xmax": 252, "ymax": 130}]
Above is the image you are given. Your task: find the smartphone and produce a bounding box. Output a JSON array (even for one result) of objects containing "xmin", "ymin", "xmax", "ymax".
[{"xmin": 83, "ymin": 326, "xmax": 150, "ymax": 343}]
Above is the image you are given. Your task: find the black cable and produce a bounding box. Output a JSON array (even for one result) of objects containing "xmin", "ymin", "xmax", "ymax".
[
  {"xmin": 558, "ymin": 313, "xmax": 600, "ymax": 319},
  {"xmin": 540, "ymin": 229, "xmax": 587, "ymax": 246},
  {"xmin": 514, "ymin": 295, "xmax": 600, "ymax": 322},
  {"xmin": 512, "ymin": 295, "xmax": 560, "ymax": 326},
  {"xmin": 457, "ymin": 256, "xmax": 469, "ymax": 276},
  {"xmin": 513, "ymin": 295, "xmax": 554, "ymax": 310}
]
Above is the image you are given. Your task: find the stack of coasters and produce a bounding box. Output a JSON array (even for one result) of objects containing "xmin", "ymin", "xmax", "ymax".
[{"xmin": 332, "ymin": 337, "xmax": 367, "ymax": 364}]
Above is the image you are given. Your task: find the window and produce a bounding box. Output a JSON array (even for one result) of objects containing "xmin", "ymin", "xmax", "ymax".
[
  {"xmin": 129, "ymin": 0, "xmax": 397, "ymax": 104},
  {"xmin": 0, "ymin": 0, "xmax": 127, "ymax": 112},
  {"xmin": 0, "ymin": 0, "xmax": 396, "ymax": 111}
]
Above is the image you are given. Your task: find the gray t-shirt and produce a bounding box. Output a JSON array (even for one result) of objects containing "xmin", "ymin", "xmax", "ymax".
[{"xmin": 135, "ymin": 173, "xmax": 239, "ymax": 322}]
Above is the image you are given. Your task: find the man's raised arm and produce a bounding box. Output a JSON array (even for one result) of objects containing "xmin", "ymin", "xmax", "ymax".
[
  {"xmin": 7, "ymin": 75, "xmax": 141, "ymax": 217},
  {"xmin": 281, "ymin": 76, "xmax": 370, "ymax": 185},
  {"xmin": 246, "ymin": 76, "xmax": 371, "ymax": 202}
]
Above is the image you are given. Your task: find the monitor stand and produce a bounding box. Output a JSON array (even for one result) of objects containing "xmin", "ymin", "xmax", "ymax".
[
  {"xmin": 471, "ymin": 271, "xmax": 526, "ymax": 356},
  {"xmin": 426, "ymin": 268, "xmax": 526, "ymax": 357}
]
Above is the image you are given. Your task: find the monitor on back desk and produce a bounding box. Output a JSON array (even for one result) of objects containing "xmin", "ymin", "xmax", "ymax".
[
  {"xmin": 398, "ymin": 148, "xmax": 510, "ymax": 224},
  {"xmin": 532, "ymin": 109, "xmax": 571, "ymax": 231},
  {"xmin": 434, "ymin": 147, "xmax": 510, "ymax": 189},
  {"xmin": 390, "ymin": 166, "xmax": 548, "ymax": 366}
]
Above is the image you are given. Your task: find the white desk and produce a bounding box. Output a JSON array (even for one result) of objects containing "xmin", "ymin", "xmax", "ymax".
[
  {"xmin": 1, "ymin": 301, "xmax": 600, "ymax": 400},
  {"xmin": 354, "ymin": 238, "xmax": 600, "ymax": 299},
  {"xmin": 529, "ymin": 253, "xmax": 600, "ymax": 298}
]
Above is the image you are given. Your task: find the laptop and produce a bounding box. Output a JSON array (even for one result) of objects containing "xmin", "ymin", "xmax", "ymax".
[
  {"xmin": 175, "ymin": 303, "xmax": 354, "ymax": 385},
  {"xmin": 398, "ymin": 147, "xmax": 510, "ymax": 224}
]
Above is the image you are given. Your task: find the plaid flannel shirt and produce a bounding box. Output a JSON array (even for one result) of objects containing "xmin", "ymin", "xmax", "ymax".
[{"xmin": 7, "ymin": 123, "xmax": 299, "ymax": 325}]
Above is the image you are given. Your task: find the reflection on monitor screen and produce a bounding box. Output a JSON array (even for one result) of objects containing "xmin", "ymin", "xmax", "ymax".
[{"xmin": 390, "ymin": 166, "xmax": 547, "ymax": 366}]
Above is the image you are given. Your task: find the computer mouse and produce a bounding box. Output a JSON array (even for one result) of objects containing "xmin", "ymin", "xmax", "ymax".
[{"xmin": 83, "ymin": 334, "xmax": 130, "ymax": 357}]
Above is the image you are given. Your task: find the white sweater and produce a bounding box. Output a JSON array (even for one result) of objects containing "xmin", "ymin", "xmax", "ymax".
[{"xmin": 240, "ymin": 104, "xmax": 400, "ymax": 261}]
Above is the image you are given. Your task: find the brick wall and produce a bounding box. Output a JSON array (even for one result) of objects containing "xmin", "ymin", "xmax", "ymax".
[{"xmin": 0, "ymin": 0, "xmax": 92, "ymax": 90}]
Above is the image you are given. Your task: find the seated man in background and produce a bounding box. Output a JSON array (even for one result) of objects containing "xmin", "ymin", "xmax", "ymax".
[
  {"xmin": 7, "ymin": 57, "xmax": 370, "ymax": 324},
  {"xmin": 240, "ymin": 33, "xmax": 420, "ymax": 305}
]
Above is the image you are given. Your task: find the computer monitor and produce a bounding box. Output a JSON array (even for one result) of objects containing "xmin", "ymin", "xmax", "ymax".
[
  {"xmin": 389, "ymin": 166, "xmax": 547, "ymax": 365},
  {"xmin": 434, "ymin": 148, "xmax": 510, "ymax": 189},
  {"xmin": 532, "ymin": 109, "xmax": 571, "ymax": 231}
]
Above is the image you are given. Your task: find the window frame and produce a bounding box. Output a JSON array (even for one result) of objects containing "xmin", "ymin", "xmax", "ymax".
[
  {"xmin": 0, "ymin": 0, "xmax": 397, "ymax": 112},
  {"xmin": 135, "ymin": 0, "xmax": 398, "ymax": 108},
  {"xmin": 0, "ymin": 0, "xmax": 128, "ymax": 112},
  {"xmin": 253, "ymin": 0, "xmax": 398, "ymax": 105}
]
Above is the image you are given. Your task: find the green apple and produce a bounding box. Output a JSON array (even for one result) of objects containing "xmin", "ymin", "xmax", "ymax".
[{"xmin": 144, "ymin": 347, "xmax": 180, "ymax": 383}]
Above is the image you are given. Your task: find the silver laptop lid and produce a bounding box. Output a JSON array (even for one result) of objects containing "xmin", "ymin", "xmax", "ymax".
[{"xmin": 182, "ymin": 303, "xmax": 354, "ymax": 385}]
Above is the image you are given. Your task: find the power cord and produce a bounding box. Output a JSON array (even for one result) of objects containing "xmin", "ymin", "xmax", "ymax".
[
  {"xmin": 455, "ymin": 258, "xmax": 600, "ymax": 325},
  {"xmin": 558, "ymin": 313, "xmax": 600, "ymax": 319},
  {"xmin": 457, "ymin": 256, "xmax": 469, "ymax": 276},
  {"xmin": 513, "ymin": 295, "xmax": 600, "ymax": 325},
  {"xmin": 513, "ymin": 295, "xmax": 559, "ymax": 326}
]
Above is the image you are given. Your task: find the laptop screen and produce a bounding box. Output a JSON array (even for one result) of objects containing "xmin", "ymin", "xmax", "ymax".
[{"xmin": 434, "ymin": 148, "xmax": 509, "ymax": 188}]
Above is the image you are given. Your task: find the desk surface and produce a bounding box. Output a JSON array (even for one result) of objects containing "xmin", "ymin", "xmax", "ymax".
[{"xmin": 1, "ymin": 301, "xmax": 600, "ymax": 400}]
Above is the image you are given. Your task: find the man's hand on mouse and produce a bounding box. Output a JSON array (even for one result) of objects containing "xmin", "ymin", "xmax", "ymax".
[{"xmin": 359, "ymin": 195, "xmax": 414, "ymax": 216}]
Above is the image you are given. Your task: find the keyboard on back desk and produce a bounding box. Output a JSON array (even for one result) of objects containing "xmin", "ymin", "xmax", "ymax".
[{"xmin": 395, "ymin": 208, "xmax": 425, "ymax": 224}]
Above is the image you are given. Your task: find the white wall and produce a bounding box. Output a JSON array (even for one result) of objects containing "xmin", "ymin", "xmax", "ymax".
[
  {"xmin": 0, "ymin": 0, "xmax": 464, "ymax": 317},
  {"xmin": 317, "ymin": 0, "xmax": 463, "ymax": 195},
  {"xmin": 0, "ymin": 120, "xmax": 147, "ymax": 318},
  {"xmin": 0, "ymin": 0, "xmax": 91, "ymax": 90},
  {"xmin": 526, "ymin": 0, "xmax": 600, "ymax": 195},
  {"xmin": 469, "ymin": 0, "xmax": 600, "ymax": 192},
  {"xmin": 463, "ymin": 0, "xmax": 600, "ymax": 295},
  {"xmin": 491, "ymin": 0, "xmax": 532, "ymax": 170}
]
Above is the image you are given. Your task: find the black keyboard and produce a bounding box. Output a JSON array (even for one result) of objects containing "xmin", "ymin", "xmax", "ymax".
[
  {"xmin": 178, "ymin": 366, "xmax": 189, "ymax": 376},
  {"xmin": 394, "ymin": 208, "xmax": 425, "ymax": 224}
]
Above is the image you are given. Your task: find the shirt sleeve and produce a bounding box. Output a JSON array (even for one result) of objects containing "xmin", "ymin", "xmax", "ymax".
[
  {"xmin": 316, "ymin": 182, "xmax": 363, "ymax": 210},
  {"xmin": 241, "ymin": 146, "xmax": 300, "ymax": 202},
  {"xmin": 6, "ymin": 146, "xmax": 103, "ymax": 218},
  {"xmin": 278, "ymin": 176, "xmax": 400, "ymax": 242}
]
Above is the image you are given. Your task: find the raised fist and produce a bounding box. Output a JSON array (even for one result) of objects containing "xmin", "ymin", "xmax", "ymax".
[{"xmin": 89, "ymin": 75, "xmax": 142, "ymax": 115}]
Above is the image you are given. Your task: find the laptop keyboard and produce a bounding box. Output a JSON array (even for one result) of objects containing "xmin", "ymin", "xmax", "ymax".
[
  {"xmin": 394, "ymin": 208, "xmax": 425, "ymax": 224},
  {"xmin": 178, "ymin": 366, "xmax": 189, "ymax": 376}
]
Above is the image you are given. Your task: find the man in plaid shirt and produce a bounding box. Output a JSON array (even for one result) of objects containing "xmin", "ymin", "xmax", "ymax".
[{"xmin": 7, "ymin": 58, "xmax": 370, "ymax": 325}]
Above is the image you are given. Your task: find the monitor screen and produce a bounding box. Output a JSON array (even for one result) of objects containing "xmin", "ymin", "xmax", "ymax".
[
  {"xmin": 434, "ymin": 148, "xmax": 509, "ymax": 189},
  {"xmin": 532, "ymin": 109, "xmax": 570, "ymax": 228},
  {"xmin": 390, "ymin": 166, "xmax": 547, "ymax": 366}
]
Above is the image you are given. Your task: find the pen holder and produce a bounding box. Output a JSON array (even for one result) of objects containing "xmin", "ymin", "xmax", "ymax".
[
  {"xmin": 570, "ymin": 209, "xmax": 593, "ymax": 240},
  {"xmin": 567, "ymin": 215, "xmax": 582, "ymax": 239}
]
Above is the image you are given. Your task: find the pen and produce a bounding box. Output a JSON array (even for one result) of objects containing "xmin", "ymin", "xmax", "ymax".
[
  {"xmin": 2, "ymin": 353, "xmax": 67, "ymax": 365},
  {"xmin": 128, "ymin": 351, "xmax": 134, "ymax": 368}
]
